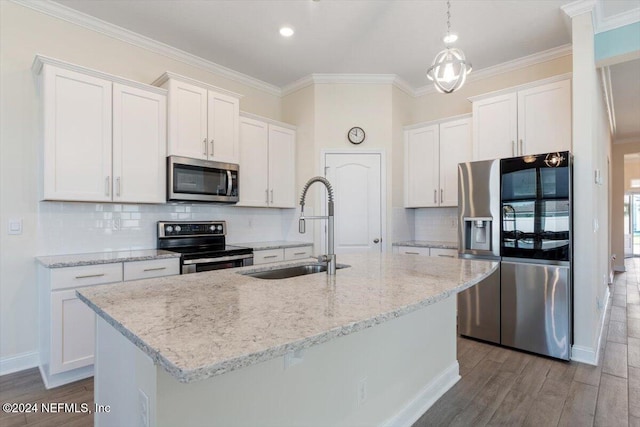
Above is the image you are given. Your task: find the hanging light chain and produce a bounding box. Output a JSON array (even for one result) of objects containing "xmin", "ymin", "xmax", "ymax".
[{"xmin": 446, "ymin": 0, "xmax": 451, "ymax": 39}]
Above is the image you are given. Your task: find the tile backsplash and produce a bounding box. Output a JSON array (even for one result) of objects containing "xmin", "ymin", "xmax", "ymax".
[
  {"xmin": 37, "ymin": 202, "xmax": 311, "ymax": 255},
  {"xmin": 414, "ymin": 207, "xmax": 458, "ymax": 242}
]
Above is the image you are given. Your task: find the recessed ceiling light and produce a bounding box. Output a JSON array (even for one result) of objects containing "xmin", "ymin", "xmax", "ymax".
[{"xmin": 280, "ymin": 27, "xmax": 294, "ymax": 37}]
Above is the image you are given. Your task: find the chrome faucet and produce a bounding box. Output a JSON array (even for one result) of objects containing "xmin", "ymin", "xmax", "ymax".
[{"xmin": 299, "ymin": 176, "xmax": 336, "ymax": 275}]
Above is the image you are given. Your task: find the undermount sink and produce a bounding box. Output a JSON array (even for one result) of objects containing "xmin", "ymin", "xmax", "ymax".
[{"xmin": 242, "ymin": 263, "xmax": 348, "ymax": 280}]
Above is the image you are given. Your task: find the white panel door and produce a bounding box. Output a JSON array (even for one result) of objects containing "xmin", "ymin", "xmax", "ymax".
[
  {"xmin": 238, "ymin": 117, "xmax": 269, "ymax": 206},
  {"xmin": 268, "ymin": 125, "xmax": 296, "ymax": 208},
  {"xmin": 208, "ymin": 90, "xmax": 239, "ymax": 163},
  {"xmin": 517, "ymin": 79, "xmax": 572, "ymax": 155},
  {"xmin": 167, "ymin": 80, "xmax": 207, "ymax": 159},
  {"xmin": 50, "ymin": 289, "xmax": 96, "ymax": 374},
  {"xmin": 405, "ymin": 125, "xmax": 439, "ymax": 207},
  {"xmin": 439, "ymin": 117, "xmax": 472, "ymax": 207},
  {"xmin": 42, "ymin": 65, "xmax": 112, "ymax": 201},
  {"xmin": 325, "ymin": 153, "xmax": 382, "ymax": 254},
  {"xmin": 112, "ymin": 83, "xmax": 166, "ymax": 203},
  {"xmin": 472, "ymin": 92, "xmax": 518, "ymax": 160}
]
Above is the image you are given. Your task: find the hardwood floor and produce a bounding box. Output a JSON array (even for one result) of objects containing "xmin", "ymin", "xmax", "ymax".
[
  {"xmin": 415, "ymin": 257, "xmax": 640, "ymax": 427},
  {"xmin": 2, "ymin": 258, "xmax": 639, "ymax": 427}
]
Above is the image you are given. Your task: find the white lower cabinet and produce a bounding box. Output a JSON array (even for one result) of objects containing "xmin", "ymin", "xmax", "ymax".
[
  {"xmin": 253, "ymin": 246, "xmax": 313, "ymax": 265},
  {"xmin": 39, "ymin": 258, "xmax": 179, "ymax": 388},
  {"xmin": 394, "ymin": 246, "xmax": 457, "ymax": 258}
]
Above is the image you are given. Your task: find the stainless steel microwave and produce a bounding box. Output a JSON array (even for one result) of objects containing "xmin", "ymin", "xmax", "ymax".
[{"xmin": 167, "ymin": 156, "xmax": 239, "ymax": 203}]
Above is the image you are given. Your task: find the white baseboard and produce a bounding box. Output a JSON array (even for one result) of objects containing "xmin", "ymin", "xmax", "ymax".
[
  {"xmin": 613, "ymin": 265, "xmax": 626, "ymax": 273},
  {"xmin": 382, "ymin": 361, "xmax": 460, "ymax": 427},
  {"xmin": 571, "ymin": 286, "xmax": 610, "ymax": 366},
  {"xmin": 0, "ymin": 351, "xmax": 39, "ymax": 376}
]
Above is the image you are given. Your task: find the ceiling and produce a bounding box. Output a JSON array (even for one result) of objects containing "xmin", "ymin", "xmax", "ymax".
[{"xmin": 49, "ymin": 0, "xmax": 639, "ymax": 142}]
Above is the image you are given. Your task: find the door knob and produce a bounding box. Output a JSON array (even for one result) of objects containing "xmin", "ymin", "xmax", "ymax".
[{"xmin": 373, "ymin": 238, "xmax": 380, "ymax": 243}]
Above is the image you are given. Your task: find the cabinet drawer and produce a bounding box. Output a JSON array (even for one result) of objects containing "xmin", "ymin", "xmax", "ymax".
[
  {"xmin": 124, "ymin": 258, "xmax": 180, "ymax": 281},
  {"xmin": 284, "ymin": 246, "xmax": 312, "ymax": 260},
  {"xmin": 50, "ymin": 263, "xmax": 123, "ymax": 291},
  {"xmin": 396, "ymin": 246, "xmax": 431, "ymax": 256},
  {"xmin": 253, "ymin": 249, "xmax": 284, "ymax": 265},
  {"xmin": 430, "ymin": 248, "xmax": 458, "ymax": 258}
]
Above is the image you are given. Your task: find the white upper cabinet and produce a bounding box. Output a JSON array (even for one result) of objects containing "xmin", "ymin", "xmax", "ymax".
[
  {"xmin": 472, "ymin": 77, "xmax": 571, "ymax": 161},
  {"xmin": 157, "ymin": 73, "xmax": 241, "ymax": 163},
  {"xmin": 404, "ymin": 116, "xmax": 472, "ymax": 208},
  {"xmin": 41, "ymin": 65, "xmax": 113, "ymax": 202},
  {"xmin": 238, "ymin": 114, "xmax": 296, "ymax": 208},
  {"xmin": 112, "ymin": 83, "xmax": 167, "ymax": 203},
  {"xmin": 34, "ymin": 56, "xmax": 167, "ymax": 203}
]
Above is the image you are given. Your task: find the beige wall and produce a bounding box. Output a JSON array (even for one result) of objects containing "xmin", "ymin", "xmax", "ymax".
[
  {"xmin": 0, "ymin": 2, "xmax": 282, "ymax": 363},
  {"xmin": 624, "ymin": 154, "xmax": 640, "ymax": 192},
  {"xmin": 612, "ymin": 142, "xmax": 640, "ymax": 271}
]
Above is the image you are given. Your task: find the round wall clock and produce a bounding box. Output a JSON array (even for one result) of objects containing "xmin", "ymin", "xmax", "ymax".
[{"xmin": 348, "ymin": 127, "xmax": 365, "ymax": 145}]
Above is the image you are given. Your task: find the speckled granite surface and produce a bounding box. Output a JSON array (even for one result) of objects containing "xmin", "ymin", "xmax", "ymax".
[
  {"xmin": 230, "ymin": 241, "xmax": 313, "ymax": 251},
  {"xmin": 393, "ymin": 240, "xmax": 458, "ymax": 250},
  {"xmin": 77, "ymin": 253, "xmax": 496, "ymax": 383},
  {"xmin": 36, "ymin": 249, "xmax": 181, "ymax": 268}
]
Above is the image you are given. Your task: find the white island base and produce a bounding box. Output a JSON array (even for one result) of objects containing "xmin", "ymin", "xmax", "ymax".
[{"xmin": 95, "ymin": 295, "xmax": 459, "ymax": 427}]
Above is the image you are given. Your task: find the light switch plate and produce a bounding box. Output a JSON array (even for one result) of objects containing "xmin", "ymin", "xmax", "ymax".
[{"xmin": 8, "ymin": 219, "xmax": 22, "ymax": 235}]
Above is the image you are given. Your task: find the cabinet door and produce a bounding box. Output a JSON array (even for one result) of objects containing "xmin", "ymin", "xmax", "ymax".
[
  {"xmin": 207, "ymin": 90, "xmax": 240, "ymax": 163},
  {"xmin": 50, "ymin": 289, "xmax": 96, "ymax": 374},
  {"xmin": 267, "ymin": 125, "xmax": 296, "ymax": 208},
  {"xmin": 42, "ymin": 65, "xmax": 112, "ymax": 202},
  {"xmin": 472, "ymin": 92, "xmax": 517, "ymax": 161},
  {"xmin": 167, "ymin": 80, "xmax": 207, "ymax": 159},
  {"xmin": 238, "ymin": 117, "xmax": 269, "ymax": 206},
  {"xmin": 517, "ymin": 79, "xmax": 571, "ymax": 156},
  {"xmin": 113, "ymin": 84, "xmax": 167, "ymax": 203},
  {"xmin": 439, "ymin": 117, "xmax": 472, "ymax": 207},
  {"xmin": 405, "ymin": 125, "xmax": 439, "ymax": 207}
]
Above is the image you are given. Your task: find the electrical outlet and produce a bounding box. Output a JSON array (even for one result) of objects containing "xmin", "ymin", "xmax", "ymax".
[
  {"xmin": 283, "ymin": 348, "xmax": 304, "ymax": 369},
  {"xmin": 138, "ymin": 389, "xmax": 149, "ymax": 427},
  {"xmin": 357, "ymin": 378, "xmax": 368, "ymax": 406}
]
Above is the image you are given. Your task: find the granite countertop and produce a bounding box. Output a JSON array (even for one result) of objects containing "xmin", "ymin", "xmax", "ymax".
[
  {"xmin": 230, "ymin": 241, "xmax": 313, "ymax": 251},
  {"xmin": 393, "ymin": 240, "xmax": 458, "ymax": 250},
  {"xmin": 77, "ymin": 253, "xmax": 497, "ymax": 384},
  {"xmin": 36, "ymin": 249, "xmax": 181, "ymax": 268}
]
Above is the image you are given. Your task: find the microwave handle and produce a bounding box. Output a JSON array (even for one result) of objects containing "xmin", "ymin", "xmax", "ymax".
[{"xmin": 227, "ymin": 170, "xmax": 233, "ymax": 196}]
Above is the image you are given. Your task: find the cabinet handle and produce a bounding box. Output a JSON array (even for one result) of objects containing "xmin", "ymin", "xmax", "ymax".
[
  {"xmin": 105, "ymin": 176, "xmax": 110, "ymax": 197},
  {"xmin": 440, "ymin": 189, "xmax": 444, "ymax": 203},
  {"xmin": 270, "ymin": 189, "xmax": 274, "ymax": 203},
  {"xmin": 75, "ymin": 273, "xmax": 105, "ymax": 279},
  {"xmin": 433, "ymin": 190, "xmax": 437, "ymax": 204},
  {"xmin": 265, "ymin": 189, "xmax": 269, "ymax": 204},
  {"xmin": 116, "ymin": 177, "xmax": 121, "ymax": 197},
  {"xmin": 143, "ymin": 267, "xmax": 166, "ymax": 272},
  {"xmin": 404, "ymin": 251, "xmax": 420, "ymax": 255},
  {"xmin": 512, "ymin": 140, "xmax": 516, "ymax": 157},
  {"xmin": 263, "ymin": 255, "xmax": 278, "ymax": 259},
  {"xmin": 437, "ymin": 254, "xmax": 455, "ymax": 258},
  {"xmin": 519, "ymin": 139, "xmax": 524, "ymax": 155},
  {"xmin": 210, "ymin": 139, "xmax": 214, "ymax": 156},
  {"xmin": 294, "ymin": 252, "xmax": 307, "ymax": 255},
  {"xmin": 203, "ymin": 138, "xmax": 207, "ymax": 156}
]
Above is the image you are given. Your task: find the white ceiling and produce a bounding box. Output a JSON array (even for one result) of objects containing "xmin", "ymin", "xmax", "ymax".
[{"xmin": 49, "ymin": 0, "xmax": 639, "ymax": 141}]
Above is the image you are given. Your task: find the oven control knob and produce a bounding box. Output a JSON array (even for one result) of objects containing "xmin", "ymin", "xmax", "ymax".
[
  {"xmin": 166, "ymin": 226, "xmax": 173, "ymax": 233},
  {"xmin": 175, "ymin": 225, "xmax": 182, "ymax": 232},
  {"xmin": 216, "ymin": 225, "xmax": 223, "ymax": 231},
  {"xmin": 209, "ymin": 225, "xmax": 216, "ymax": 232}
]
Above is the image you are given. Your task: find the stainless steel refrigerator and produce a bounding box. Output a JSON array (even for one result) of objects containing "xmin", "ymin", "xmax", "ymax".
[
  {"xmin": 457, "ymin": 159, "xmax": 501, "ymax": 344},
  {"xmin": 457, "ymin": 152, "xmax": 572, "ymax": 361}
]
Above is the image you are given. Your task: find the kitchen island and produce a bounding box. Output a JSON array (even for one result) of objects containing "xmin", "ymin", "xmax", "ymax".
[{"xmin": 77, "ymin": 253, "xmax": 497, "ymax": 427}]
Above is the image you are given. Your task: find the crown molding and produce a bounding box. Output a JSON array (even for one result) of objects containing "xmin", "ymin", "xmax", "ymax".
[
  {"xmin": 240, "ymin": 111, "xmax": 296, "ymax": 130},
  {"xmin": 152, "ymin": 72, "xmax": 244, "ymax": 99},
  {"xmin": 281, "ymin": 73, "xmax": 414, "ymax": 97},
  {"xmin": 561, "ymin": 0, "xmax": 596, "ymax": 19},
  {"xmin": 594, "ymin": 6, "xmax": 640, "ymax": 34},
  {"xmin": 415, "ymin": 44, "xmax": 573, "ymax": 97},
  {"xmin": 12, "ymin": 0, "xmax": 282, "ymax": 97}
]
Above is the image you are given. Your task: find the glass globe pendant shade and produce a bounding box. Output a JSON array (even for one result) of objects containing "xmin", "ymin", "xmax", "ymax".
[{"xmin": 426, "ymin": 47, "xmax": 472, "ymax": 94}]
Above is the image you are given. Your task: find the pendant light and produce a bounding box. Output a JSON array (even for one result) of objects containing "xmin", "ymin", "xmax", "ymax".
[{"xmin": 426, "ymin": 0, "xmax": 472, "ymax": 94}]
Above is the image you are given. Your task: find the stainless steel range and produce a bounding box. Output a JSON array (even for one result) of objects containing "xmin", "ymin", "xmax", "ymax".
[{"xmin": 157, "ymin": 221, "xmax": 253, "ymax": 274}]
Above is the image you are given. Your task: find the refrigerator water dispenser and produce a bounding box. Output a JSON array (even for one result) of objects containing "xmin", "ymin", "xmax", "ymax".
[{"xmin": 464, "ymin": 217, "xmax": 493, "ymax": 251}]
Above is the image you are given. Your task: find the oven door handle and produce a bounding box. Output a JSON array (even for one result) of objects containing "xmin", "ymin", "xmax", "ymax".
[
  {"xmin": 183, "ymin": 254, "xmax": 254, "ymax": 265},
  {"xmin": 227, "ymin": 170, "xmax": 233, "ymax": 196}
]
